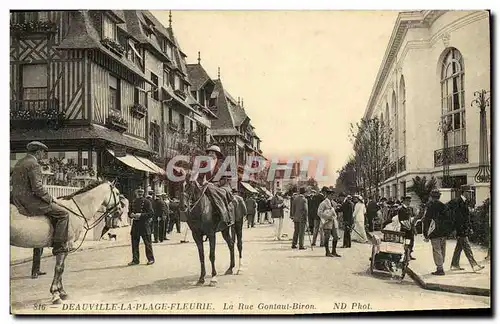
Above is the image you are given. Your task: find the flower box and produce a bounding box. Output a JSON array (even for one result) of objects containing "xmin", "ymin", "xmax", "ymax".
[
  {"xmin": 10, "ymin": 21, "xmax": 58, "ymax": 35},
  {"xmin": 106, "ymin": 111, "xmax": 128, "ymax": 133},
  {"xmin": 130, "ymin": 103, "xmax": 147, "ymax": 119},
  {"xmin": 101, "ymin": 38, "xmax": 125, "ymax": 57},
  {"xmin": 174, "ymin": 89, "xmax": 187, "ymax": 100}
]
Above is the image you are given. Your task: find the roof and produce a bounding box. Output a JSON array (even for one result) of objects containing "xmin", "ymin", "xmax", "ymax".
[
  {"xmin": 363, "ymin": 10, "xmax": 446, "ymax": 119},
  {"xmin": 10, "ymin": 125, "xmax": 154, "ymax": 154},
  {"xmin": 186, "ymin": 64, "xmax": 214, "ymax": 91},
  {"xmin": 210, "ymin": 79, "xmax": 236, "ymax": 129},
  {"xmin": 210, "ymin": 128, "xmax": 241, "ymax": 136}
]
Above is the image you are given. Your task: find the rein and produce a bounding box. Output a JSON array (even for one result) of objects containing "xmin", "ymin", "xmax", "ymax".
[
  {"xmin": 182, "ymin": 182, "xmax": 209, "ymax": 215},
  {"xmin": 55, "ymin": 183, "xmax": 120, "ymax": 253}
]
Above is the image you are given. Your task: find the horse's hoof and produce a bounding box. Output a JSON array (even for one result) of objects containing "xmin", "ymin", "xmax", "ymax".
[
  {"xmin": 209, "ymin": 281, "xmax": 217, "ymax": 287},
  {"xmin": 52, "ymin": 298, "xmax": 62, "ymax": 305},
  {"xmin": 59, "ymin": 293, "xmax": 69, "ymax": 300},
  {"xmin": 237, "ymin": 269, "xmax": 243, "ymax": 275},
  {"xmin": 195, "ymin": 280, "xmax": 205, "ymax": 286},
  {"xmin": 224, "ymin": 269, "xmax": 233, "ymax": 275}
]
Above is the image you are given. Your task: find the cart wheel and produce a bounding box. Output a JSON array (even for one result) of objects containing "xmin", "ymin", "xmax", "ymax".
[
  {"xmin": 400, "ymin": 246, "xmax": 410, "ymax": 281},
  {"xmin": 370, "ymin": 245, "xmax": 376, "ymax": 274}
]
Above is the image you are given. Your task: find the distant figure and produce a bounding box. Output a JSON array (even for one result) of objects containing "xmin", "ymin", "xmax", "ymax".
[
  {"xmin": 351, "ymin": 195, "xmax": 368, "ymax": 243},
  {"xmin": 366, "ymin": 196, "xmax": 380, "ymax": 232},
  {"xmin": 338, "ymin": 192, "xmax": 354, "ymax": 248},
  {"xmin": 270, "ymin": 191, "xmax": 285, "ymax": 240},
  {"xmin": 245, "ymin": 195, "xmax": 257, "ymax": 228},
  {"xmin": 291, "ymin": 187, "xmax": 308, "ymax": 250}
]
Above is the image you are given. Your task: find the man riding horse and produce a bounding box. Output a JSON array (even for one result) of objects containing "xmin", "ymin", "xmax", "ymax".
[
  {"xmin": 11, "ymin": 141, "xmax": 70, "ymax": 255},
  {"xmin": 193, "ymin": 145, "xmax": 235, "ymax": 231}
]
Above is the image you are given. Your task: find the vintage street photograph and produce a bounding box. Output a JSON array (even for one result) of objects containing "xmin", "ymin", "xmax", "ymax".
[{"xmin": 8, "ymin": 8, "xmax": 491, "ymax": 315}]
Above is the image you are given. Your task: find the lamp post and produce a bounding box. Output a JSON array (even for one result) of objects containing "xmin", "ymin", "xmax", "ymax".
[
  {"xmin": 438, "ymin": 116, "xmax": 453, "ymax": 188},
  {"xmin": 471, "ymin": 89, "xmax": 491, "ymax": 260}
]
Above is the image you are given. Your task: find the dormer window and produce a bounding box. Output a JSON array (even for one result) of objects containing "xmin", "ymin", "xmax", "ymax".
[{"xmin": 103, "ymin": 15, "xmax": 117, "ymax": 40}]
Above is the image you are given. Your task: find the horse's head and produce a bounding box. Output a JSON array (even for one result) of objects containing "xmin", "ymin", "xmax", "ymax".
[{"xmin": 101, "ymin": 180, "xmax": 122, "ymax": 216}]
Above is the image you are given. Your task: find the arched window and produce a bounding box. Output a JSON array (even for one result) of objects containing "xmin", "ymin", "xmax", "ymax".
[
  {"xmin": 400, "ymin": 76, "xmax": 406, "ymax": 157},
  {"xmin": 391, "ymin": 91, "xmax": 397, "ymax": 161},
  {"xmin": 441, "ymin": 48, "xmax": 465, "ymax": 147},
  {"xmin": 385, "ymin": 102, "xmax": 391, "ymax": 160}
]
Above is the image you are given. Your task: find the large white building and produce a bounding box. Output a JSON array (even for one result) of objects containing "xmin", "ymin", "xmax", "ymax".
[{"xmin": 363, "ymin": 10, "xmax": 490, "ymax": 202}]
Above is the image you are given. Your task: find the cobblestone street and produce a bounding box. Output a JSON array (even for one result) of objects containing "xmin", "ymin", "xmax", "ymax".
[{"xmin": 10, "ymin": 213, "xmax": 490, "ymax": 314}]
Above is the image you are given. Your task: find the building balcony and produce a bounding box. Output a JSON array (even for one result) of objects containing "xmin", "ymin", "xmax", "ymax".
[
  {"xmin": 10, "ymin": 99, "xmax": 64, "ymax": 128},
  {"xmin": 398, "ymin": 156, "xmax": 406, "ymax": 173},
  {"xmin": 106, "ymin": 110, "xmax": 128, "ymax": 133},
  {"xmin": 100, "ymin": 38, "xmax": 125, "ymax": 57},
  {"xmin": 434, "ymin": 145, "xmax": 469, "ymax": 167},
  {"xmin": 10, "ymin": 20, "xmax": 58, "ymax": 36}
]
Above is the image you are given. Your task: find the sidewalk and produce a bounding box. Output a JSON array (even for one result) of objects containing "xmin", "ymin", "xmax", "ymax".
[
  {"xmin": 10, "ymin": 223, "xmax": 192, "ymax": 266},
  {"xmin": 406, "ymin": 235, "xmax": 490, "ymax": 296}
]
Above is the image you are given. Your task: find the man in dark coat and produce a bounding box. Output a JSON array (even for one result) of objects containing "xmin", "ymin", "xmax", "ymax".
[
  {"xmin": 366, "ymin": 196, "xmax": 380, "ymax": 232},
  {"xmin": 11, "ymin": 141, "xmax": 69, "ymax": 256},
  {"xmin": 398, "ymin": 196, "xmax": 416, "ymax": 260},
  {"xmin": 311, "ymin": 188, "xmax": 326, "ymax": 246},
  {"xmin": 449, "ymin": 187, "xmax": 484, "ymax": 272},
  {"xmin": 128, "ymin": 188, "xmax": 155, "ymax": 265},
  {"xmin": 291, "ymin": 187, "xmax": 308, "ymax": 249},
  {"xmin": 338, "ymin": 192, "xmax": 353, "ymax": 248},
  {"xmin": 423, "ymin": 189, "xmax": 452, "ymax": 275},
  {"xmin": 245, "ymin": 194, "xmax": 257, "ymax": 228},
  {"xmin": 153, "ymin": 191, "xmax": 169, "ymax": 242}
]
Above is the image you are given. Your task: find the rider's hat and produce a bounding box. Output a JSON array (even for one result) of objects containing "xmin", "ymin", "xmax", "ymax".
[
  {"xmin": 27, "ymin": 141, "xmax": 48, "ymax": 152},
  {"xmin": 206, "ymin": 145, "xmax": 224, "ymax": 159}
]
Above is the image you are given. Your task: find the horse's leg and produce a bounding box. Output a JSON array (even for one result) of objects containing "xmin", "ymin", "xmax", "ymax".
[
  {"xmin": 221, "ymin": 227, "xmax": 235, "ymax": 275},
  {"xmin": 236, "ymin": 221, "xmax": 244, "ymax": 274},
  {"xmin": 192, "ymin": 231, "xmax": 206, "ymax": 285},
  {"xmin": 49, "ymin": 253, "xmax": 65, "ymax": 304},
  {"xmin": 208, "ymin": 234, "xmax": 218, "ymax": 286},
  {"xmin": 56, "ymin": 253, "xmax": 69, "ymax": 300}
]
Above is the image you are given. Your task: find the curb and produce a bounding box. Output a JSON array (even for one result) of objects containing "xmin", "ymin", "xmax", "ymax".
[
  {"xmin": 10, "ymin": 241, "xmax": 131, "ymax": 266},
  {"xmin": 406, "ymin": 266, "xmax": 490, "ymax": 297}
]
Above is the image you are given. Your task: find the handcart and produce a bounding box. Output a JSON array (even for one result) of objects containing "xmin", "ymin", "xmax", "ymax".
[{"xmin": 369, "ymin": 229, "xmax": 412, "ymax": 280}]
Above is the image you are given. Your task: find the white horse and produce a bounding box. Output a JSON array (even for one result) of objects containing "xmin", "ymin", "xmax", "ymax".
[{"xmin": 10, "ymin": 180, "xmax": 122, "ymax": 304}]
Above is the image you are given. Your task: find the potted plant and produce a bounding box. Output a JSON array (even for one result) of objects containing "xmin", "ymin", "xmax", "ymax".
[
  {"xmin": 106, "ymin": 110, "xmax": 128, "ymax": 133},
  {"xmin": 101, "ymin": 37, "xmax": 125, "ymax": 56},
  {"xmin": 407, "ymin": 176, "xmax": 437, "ymax": 217},
  {"xmin": 130, "ymin": 103, "xmax": 147, "ymax": 119}
]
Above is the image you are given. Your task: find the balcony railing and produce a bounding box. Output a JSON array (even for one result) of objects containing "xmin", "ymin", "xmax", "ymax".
[
  {"xmin": 10, "ymin": 99, "xmax": 64, "ymax": 127},
  {"xmin": 398, "ymin": 156, "xmax": 406, "ymax": 173},
  {"xmin": 434, "ymin": 145, "xmax": 469, "ymax": 167}
]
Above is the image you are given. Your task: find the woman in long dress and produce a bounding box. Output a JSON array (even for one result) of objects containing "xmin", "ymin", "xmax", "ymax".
[{"xmin": 352, "ymin": 195, "xmax": 368, "ymax": 243}]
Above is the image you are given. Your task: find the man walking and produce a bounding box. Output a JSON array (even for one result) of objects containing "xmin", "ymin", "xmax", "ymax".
[
  {"xmin": 291, "ymin": 187, "xmax": 308, "ymax": 250},
  {"xmin": 245, "ymin": 194, "xmax": 257, "ymax": 228},
  {"xmin": 153, "ymin": 190, "xmax": 169, "ymax": 243},
  {"xmin": 128, "ymin": 188, "xmax": 155, "ymax": 266},
  {"xmin": 449, "ymin": 186, "xmax": 485, "ymax": 272},
  {"xmin": 317, "ymin": 188, "xmax": 341, "ymax": 257},
  {"xmin": 11, "ymin": 141, "xmax": 70, "ymax": 256},
  {"xmin": 271, "ymin": 191, "xmax": 285, "ymax": 240},
  {"xmin": 366, "ymin": 196, "xmax": 379, "ymax": 232},
  {"xmin": 159, "ymin": 193, "xmax": 170, "ymax": 241},
  {"xmin": 338, "ymin": 192, "xmax": 353, "ymax": 248},
  {"xmin": 423, "ymin": 189, "xmax": 452, "ymax": 275}
]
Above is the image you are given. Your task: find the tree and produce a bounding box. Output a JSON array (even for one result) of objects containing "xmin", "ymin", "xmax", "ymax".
[
  {"xmin": 306, "ymin": 177, "xmax": 319, "ymax": 191},
  {"xmin": 336, "ymin": 157, "xmax": 357, "ymax": 194},
  {"xmin": 349, "ymin": 117, "xmax": 392, "ymax": 199},
  {"xmin": 407, "ymin": 176, "xmax": 437, "ymax": 205}
]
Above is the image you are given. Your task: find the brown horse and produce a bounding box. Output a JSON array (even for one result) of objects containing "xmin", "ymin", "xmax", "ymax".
[
  {"xmin": 10, "ymin": 180, "xmax": 122, "ymax": 304},
  {"xmin": 181, "ymin": 180, "xmax": 245, "ymax": 286}
]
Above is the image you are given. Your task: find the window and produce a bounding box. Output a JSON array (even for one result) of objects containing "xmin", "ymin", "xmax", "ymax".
[
  {"xmin": 180, "ymin": 116, "xmax": 185, "ymax": 131},
  {"xmin": 103, "ymin": 15, "xmax": 116, "ymax": 40},
  {"xmin": 22, "ymin": 64, "xmax": 48, "ymax": 100},
  {"xmin": 163, "ymin": 70, "xmax": 170, "ymax": 87},
  {"xmin": 191, "ymin": 91, "xmax": 197, "ymax": 100},
  {"xmin": 168, "ymin": 107, "xmax": 173, "ymax": 123},
  {"xmin": 150, "ymin": 122, "xmax": 160, "ymax": 152},
  {"xmin": 199, "ymin": 90, "xmax": 205, "ymax": 106},
  {"xmin": 128, "ymin": 40, "xmax": 143, "ymax": 67},
  {"xmin": 174, "ymin": 75, "xmax": 180, "ymax": 90},
  {"xmin": 441, "ymin": 48, "xmax": 466, "ymax": 147},
  {"xmin": 109, "ymin": 75, "xmax": 120, "ymax": 111},
  {"xmin": 400, "ymin": 76, "xmax": 406, "ymax": 157},
  {"xmin": 150, "ymin": 72, "xmax": 159, "ymax": 101},
  {"xmin": 134, "ymin": 87, "xmax": 147, "ymax": 107},
  {"xmin": 189, "ymin": 120, "xmax": 193, "ymax": 133},
  {"xmin": 209, "ymin": 98, "xmax": 216, "ymax": 107}
]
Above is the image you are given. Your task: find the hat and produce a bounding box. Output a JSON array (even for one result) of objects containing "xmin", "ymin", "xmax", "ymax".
[
  {"xmin": 206, "ymin": 145, "xmax": 224, "ymax": 159},
  {"xmin": 321, "ymin": 186, "xmax": 329, "ymax": 193},
  {"xmin": 160, "ymin": 192, "xmax": 168, "ymax": 197},
  {"xmin": 430, "ymin": 189, "xmax": 441, "ymax": 198},
  {"xmin": 402, "ymin": 195, "xmax": 411, "ymax": 201},
  {"xmin": 324, "ymin": 187, "xmax": 335, "ymax": 194},
  {"xmin": 26, "ymin": 141, "xmax": 48, "ymax": 152},
  {"xmin": 353, "ymin": 194, "xmax": 363, "ymax": 201},
  {"xmin": 299, "ymin": 187, "xmax": 306, "ymax": 194}
]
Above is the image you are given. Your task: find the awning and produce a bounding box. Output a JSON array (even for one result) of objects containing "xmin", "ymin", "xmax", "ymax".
[
  {"xmin": 240, "ymin": 182, "xmax": 258, "ymax": 194},
  {"xmin": 107, "ymin": 149, "xmax": 160, "ymax": 174},
  {"xmin": 134, "ymin": 155, "xmax": 165, "ymax": 175}
]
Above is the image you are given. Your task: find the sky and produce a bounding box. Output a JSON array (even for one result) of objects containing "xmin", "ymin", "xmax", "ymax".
[{"xmin": 152, "ymin": 10, "xmax": 399, "ymax": 185}]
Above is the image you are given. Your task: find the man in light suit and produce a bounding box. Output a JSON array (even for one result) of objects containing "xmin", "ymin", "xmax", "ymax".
[
  {"xmin": 11, "ymin": 141, "xmax": 69, "ymax": 256},
  {"xmin": 291, "ymin": 187, "xmax": 308, "ymax": 250}
]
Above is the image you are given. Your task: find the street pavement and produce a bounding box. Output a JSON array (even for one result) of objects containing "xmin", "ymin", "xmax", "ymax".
[{"xmin": 10, "ymin": 213, "xmax": 490, "ymax": 314}]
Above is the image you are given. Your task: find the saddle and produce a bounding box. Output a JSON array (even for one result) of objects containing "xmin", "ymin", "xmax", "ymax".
[{"xmin": 10, "ymin": 203, "xmax": 82, "ymax": 249}]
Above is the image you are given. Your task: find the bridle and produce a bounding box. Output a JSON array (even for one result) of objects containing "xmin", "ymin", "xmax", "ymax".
[
  {"xmin": 181, "ymin": 181, "xmax": 209, "ymax": 215},
  {"xmin": 55, "ymin": 182, "xmax": 121, "ymax": 252}
]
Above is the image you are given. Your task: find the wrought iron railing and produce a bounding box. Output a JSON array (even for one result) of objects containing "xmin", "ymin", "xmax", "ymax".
[
  {"xmin": 434, "ymin": 145, "xmax": 469, "ymax": 167},
  {"xmin": 10, "ymin": 99, "xmax": 60, "ymax": 120}
]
